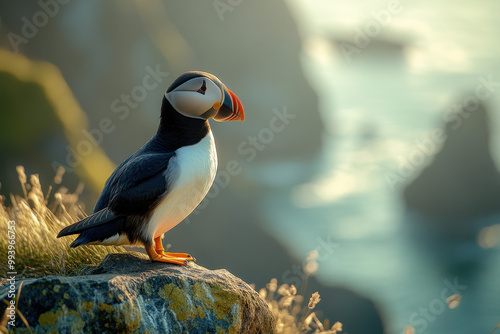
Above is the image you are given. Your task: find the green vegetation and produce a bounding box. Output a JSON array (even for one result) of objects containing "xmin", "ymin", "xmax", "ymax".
[{"xmin": 0, "ymin": 166, "xmax": 124, "ymax": 278}]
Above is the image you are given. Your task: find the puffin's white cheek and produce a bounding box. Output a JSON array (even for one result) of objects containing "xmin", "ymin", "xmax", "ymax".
[{"xmin": 167, "ymin": 92, "xmax": 213, "ymax": 117}]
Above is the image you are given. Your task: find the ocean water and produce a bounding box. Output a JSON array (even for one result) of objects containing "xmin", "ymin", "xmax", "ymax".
[{"xmin": 260, "ymin": 1, "xmax": 500, "ymax": 333}]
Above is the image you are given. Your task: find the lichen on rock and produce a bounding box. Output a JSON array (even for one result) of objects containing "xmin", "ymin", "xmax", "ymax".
[{"xmin": 0, "ymin": 252, "xmax": 274, "ymax": 333}]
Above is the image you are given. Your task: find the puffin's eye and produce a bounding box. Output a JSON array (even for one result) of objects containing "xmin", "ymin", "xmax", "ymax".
[{"xmin": 197, "ymin": 80, "xmax": 207, "ymax": 95}]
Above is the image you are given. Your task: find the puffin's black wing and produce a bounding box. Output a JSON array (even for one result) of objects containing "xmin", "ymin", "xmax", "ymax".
[
  {"xmin": 57, "ymin": 152, "xmax": 178, "ymax": 245},
  {"xmin": 106, "ymin": 152, "xmax": 178, "ymax": 216}
]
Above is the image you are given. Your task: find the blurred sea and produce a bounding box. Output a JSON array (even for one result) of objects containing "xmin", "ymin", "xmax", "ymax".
[{"xmin": 259, "ymin": 0, "xmax": 500, "ymax": 333}]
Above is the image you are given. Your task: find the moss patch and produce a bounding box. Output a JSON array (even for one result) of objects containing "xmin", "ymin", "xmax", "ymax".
[{"xmin": 38, "ymin": 307, "xmax": 85, "ymax": 332}]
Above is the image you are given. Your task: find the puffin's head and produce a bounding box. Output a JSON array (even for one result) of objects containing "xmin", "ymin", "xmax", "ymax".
[{"xmin": 165, "ymin": 71, "xmax": 244, "ymax": 122}]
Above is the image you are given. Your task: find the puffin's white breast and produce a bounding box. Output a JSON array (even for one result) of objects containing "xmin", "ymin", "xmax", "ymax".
[{"xmin": 145, "ymin": 131, "xmax": 217, "ymax": 239}]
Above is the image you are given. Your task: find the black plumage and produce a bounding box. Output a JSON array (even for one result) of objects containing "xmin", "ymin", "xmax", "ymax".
[
  {"xmin": 57, "ymin": 92, "xmax": 210, "ymax": 247},
  {"xmin": 57, "ymin": 71, "xmax": 244, "ymax": 265}
]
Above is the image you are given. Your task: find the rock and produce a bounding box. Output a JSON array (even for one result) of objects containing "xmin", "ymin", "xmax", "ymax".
[
  {"xmin": 330, "ymin": 33, "xmax": 408, "ymax": 65},
  {"xmin": 403, "ymin": 101, "xmax": 500, "ymax": 231},
  {"xmin": 0, "ymin": 252, "xmax": 274, "ymax": 333}
]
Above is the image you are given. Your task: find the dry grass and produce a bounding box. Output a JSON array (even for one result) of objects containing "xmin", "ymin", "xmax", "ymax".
[
  {"xmin": 258, "ymin": 251, "xmax": 343, "ymax": 334},
  {"xmin": 0, "ymin": 166, "xmax": 124, "ymax": 278},
  {"xmin": 260, "ymin": 279, "xmax": 342, "ymax": 334}
]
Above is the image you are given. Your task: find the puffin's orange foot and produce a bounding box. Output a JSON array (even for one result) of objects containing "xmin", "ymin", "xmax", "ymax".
[
  {"xmin": 159, "ymin": 252, "xmax": 196, "ymax": 262},
  {"xmin": 152, "ymin": 236, "xmax": 196, "ymax": 264},
  {"xmin": 147, "ymin": 237, "xmax": 195, "ymax": 266},
  {"xmin": 149, "ymin": 252, "xmax": 190, "ymax": 266}
]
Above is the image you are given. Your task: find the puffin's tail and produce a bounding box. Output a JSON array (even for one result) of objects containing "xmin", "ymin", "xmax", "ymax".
[
  {"xmin": 70, "ymin": 234, "xmax": 92, "ymax": 248},
  {"xmin": 57, "ymin": 208, "xmax": 125, "ymax": 247},
  {"xmin": 68, "ymin": 219, "xmax": 126, "ymax": 247}
]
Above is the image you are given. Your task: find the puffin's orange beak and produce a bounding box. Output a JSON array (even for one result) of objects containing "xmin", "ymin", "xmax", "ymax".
[{"xmin": 214, "ymin": 86, "xmax": 245, "ymax": 122}]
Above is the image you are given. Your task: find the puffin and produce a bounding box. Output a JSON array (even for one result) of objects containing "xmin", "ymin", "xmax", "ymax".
[{"xmin": 57, "ymin": 71, "xmax": 244, "ymax": 265}]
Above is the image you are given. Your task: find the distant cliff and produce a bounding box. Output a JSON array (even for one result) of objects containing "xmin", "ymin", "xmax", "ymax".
[{"xmin": 403, "ymin": 101, "xmax": 500, "ymax": 236}]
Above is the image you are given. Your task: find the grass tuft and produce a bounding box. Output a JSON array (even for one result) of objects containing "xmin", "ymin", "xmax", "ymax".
[
  {"xmin": 259, "ymin": 279, "xmax": 342, "ymax": 334},
  {"xmin": 258, "ymin": 251, "xmax": 343, "ymax": 333},
  {"xmin": 0, "ymin": 166, "xmax": 124, "ymax": 278}
]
